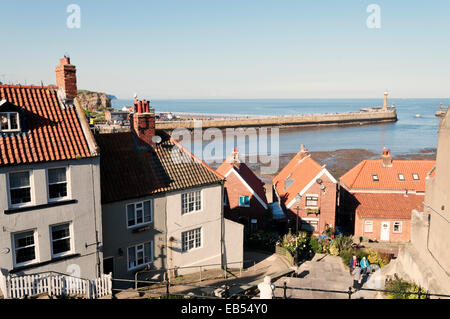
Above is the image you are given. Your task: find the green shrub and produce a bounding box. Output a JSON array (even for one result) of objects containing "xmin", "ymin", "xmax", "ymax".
[
  {"xmin": 386, "ymin": 278, "xmax": 428, "ymax": 299},
  {"xmin": 367, "ymin": 249, "xmax": 390, "ymax": 267},
  {"xmin": 332, "ymin": 235, "xmax": 354, "ymax": 254}
]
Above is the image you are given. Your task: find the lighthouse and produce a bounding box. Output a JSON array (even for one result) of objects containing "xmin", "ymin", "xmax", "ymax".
[{"xmin": 382, "ymin": 91, "xmax": 388, "ymax": 111}]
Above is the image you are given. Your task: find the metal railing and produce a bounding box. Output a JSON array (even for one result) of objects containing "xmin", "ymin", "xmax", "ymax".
[
  {"xmin": 109, "ymin": 276, "xmax": 450, "ymax": 300},
  {"xmin": 133, "ymin": 260, "xmax": 257, "ymax": 289}
]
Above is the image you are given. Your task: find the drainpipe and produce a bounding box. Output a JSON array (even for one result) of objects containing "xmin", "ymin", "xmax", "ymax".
[
  {"xmin": 220, "ymin": 182, "xmax": 225, "ymax": 270},
  {"xmin": 90, "ymin": 163, "xmax": 101, "ymax": 278}
]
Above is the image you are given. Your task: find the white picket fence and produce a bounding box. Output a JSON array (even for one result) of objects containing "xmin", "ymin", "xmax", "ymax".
[{"xmin": 0, "ymin": 272, "xmax": 112, "ymax": 299}]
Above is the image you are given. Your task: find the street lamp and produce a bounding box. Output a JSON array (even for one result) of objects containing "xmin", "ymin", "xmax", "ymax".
[
  {"xmin": 295, "ymin": 194, "xmax": 302, "ymax": 236},
  {"xmin": 295, "ymin": 194, "xmax": 302, "ymax": 265}
]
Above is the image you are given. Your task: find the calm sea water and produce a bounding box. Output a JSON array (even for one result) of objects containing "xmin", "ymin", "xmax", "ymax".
[{"xmin": 112, "ymin": 98, "xmax": 449, "ymax": 158}]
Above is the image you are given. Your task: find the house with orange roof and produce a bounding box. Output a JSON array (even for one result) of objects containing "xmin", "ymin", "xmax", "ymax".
[
  {"xmin": 273, "ymin": 145, "xmax": 337, "ymax": 234},
  {"xmin": 339, "ymin": 148, "xmax": 435, "ymax": 242},
  {"xmin": 0, "ymin": 57, "xmax": 103, "ymax": 279},
  {"xmin": 216, "ymin": 149, "xmax": 269, "ymax": 234}
]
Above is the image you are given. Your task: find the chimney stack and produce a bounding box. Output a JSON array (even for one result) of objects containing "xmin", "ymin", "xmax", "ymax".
[
  {"xmin": 299, "ymin": 144, "xmax": 309, "ymax": 159},
  {"xmin": 381, "ymin": 147, "xmax": 393, "ymax": 167},
  {"xmin": 55, "ymin": 56, "xmax": 77, "ymax": 99},
  {"xmin": 382, "ymin": 91, "xmax": 388, "ymax": 111},
  {"xmin": 130, "ymin": 98, "xmax": 155, "ymax": 147}
]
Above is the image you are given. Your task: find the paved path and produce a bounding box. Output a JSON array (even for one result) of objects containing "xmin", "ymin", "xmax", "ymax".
[
  {"xmin": 115, "ymin": 250, "xmax": 292, "ymax": 299},
  {"xmin": 273, "ymin": 254, "xmax": 380, "ymax": 299}
]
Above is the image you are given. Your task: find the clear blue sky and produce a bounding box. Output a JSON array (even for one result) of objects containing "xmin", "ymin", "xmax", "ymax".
[{"xmin": 1, "ymin": 0, "xmax": 449, "ymax": 99}]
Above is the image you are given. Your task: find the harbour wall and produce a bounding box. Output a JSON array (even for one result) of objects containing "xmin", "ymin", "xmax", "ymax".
[{"xmin": 155, "ymin": 109, "xmax": 397, "ymax": 131}]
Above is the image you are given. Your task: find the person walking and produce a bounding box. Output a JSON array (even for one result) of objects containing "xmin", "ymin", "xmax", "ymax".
[
  {"xmin": 349, "ymin": 255, "xmax": 359, "ymax": 275},
  {"xmin": 360, "ymin": 256, "xmax": 370, "ymax": 275},
  {"xmin": 352, "ymin": 263, "xmax": 362, "ymax": 290}
]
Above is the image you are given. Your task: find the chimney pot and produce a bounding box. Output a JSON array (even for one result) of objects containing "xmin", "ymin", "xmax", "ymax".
[{"xmin": 131, "ymin": 98, "xmax": 156, "ymax": 146}]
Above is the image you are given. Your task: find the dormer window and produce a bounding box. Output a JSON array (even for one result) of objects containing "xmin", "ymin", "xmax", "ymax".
[
  {"xmin": 372, "ymin": 174, "xmax": 379, "ymax": 182},
  {"xmin": 398, "ymin": 173, "xmax": 405, "ymax": 181},
  {"xmin": 0, "ymin": 112, "xmax": 20, "ymax": 132}
]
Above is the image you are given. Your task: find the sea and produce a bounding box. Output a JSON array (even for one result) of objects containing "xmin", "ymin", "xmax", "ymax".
[{"xmin": 112, "ymin": 98, "xmax": 449, "ymax": 160}]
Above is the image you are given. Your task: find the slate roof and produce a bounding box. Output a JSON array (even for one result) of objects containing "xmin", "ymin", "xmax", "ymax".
[
  {"xmin": 353, "ymin": 193, "xmax": 424, "ymax": 219},
  {"xmin": 95, "ymin": 130, "xmax": 224, "ymax": 204},
  {"xmin": 340, "ymin": 159, "xmax": 435, "ymax": 192},
  {"xmin": 0, "ymin": 85, "xmax": 93, "ymax": 166}
]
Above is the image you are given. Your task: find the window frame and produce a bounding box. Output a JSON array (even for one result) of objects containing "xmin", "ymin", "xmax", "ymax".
[
  {"xmin": 372, "ymin": 174, "xmax": 379, "ymax": 182},
  {"xmin": 127, "ymin": 241, "xmax": 153, "ymax": 271},
  {"xmin": 305, "ymin": 194, "xmax": 319, "ymax": 208},
  {"xmin": 398, "ymin": 173, "xmax": 405, "ymax": 182},
  {"xmin": 49, "ymin": 222, "xmax": 74, "ymax": 259},
  {"xmin": 364, "ymin": 220, "xmax": 374, "ymax": 233},
  {"xmin": 412, "ymin": 173, "xmax": 420, "ymax": 181},
  {"xmin": 393, "ymin": 221, "xmax": 402, "ymax": 233},
  {"xmin": 239, "ymin": 195, "xmax": 250, "ymax": 207},
  {"xmin": 0, "ymin": 112, "xmax": 20, "ymax": 132},
  {"xmin": 7, "ymin": 170, "xmax": 33, "ymax": 208},
  {"xmin": 11, "ymin": 229, "xmax": 39, "ymax": 268},
  {"xmin": 181, "ymin": 190, "xmax": 202, "ymax": 215},
  {"xmin": 126, "ymin": 200, "xmax": 153, "ymax": 229},
  {"xmin": 181, "ymin": 228, "xmax": 202, "ymax": 253},
  {"xmin": 46, "ymin": 167, "xmax": 70, "ymax": 202}
]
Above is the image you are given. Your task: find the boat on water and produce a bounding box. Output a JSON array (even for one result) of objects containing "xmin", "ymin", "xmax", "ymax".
[{"xmin": 435, "ymin": 103, "xmax": 448, "ymax": 117}]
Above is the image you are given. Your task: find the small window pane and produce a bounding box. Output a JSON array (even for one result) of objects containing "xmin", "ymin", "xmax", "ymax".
[
  {"xmin": 0, "ymin": 113, "xmax": 8, "ymax": 130},
  {"xmin": 127, "ymin": 204, "xmax": 135, "ymax": 227},
  {"xmin": 128, "ymin": 247, "xmax": 136, "ymax": 268},
  {"xmin": 9, "ymin": 113, "xmax": 18, "ymax": 130},
  {"xmin": 10, "ymin": 188, "xmax": 31, "ymax": 205},
  {"xmin": 10, "ymin": 172, "xmax": 30, "ymax": 188},
  {"xmin": 144, "ymin": 201, "xmax": 151, "ymax": 222},
  {"xmin": 49, "ymin": 183, "xmax": 67, "ymax": 199},
  {"xmin": 48, "ymin": 168, "xmax": 66, "ymax": 184}
]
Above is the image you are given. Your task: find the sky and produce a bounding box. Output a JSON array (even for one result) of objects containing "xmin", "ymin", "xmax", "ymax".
[{"xmin": 1, "ymin": 0, "xmax": 450, "ymax": 99}]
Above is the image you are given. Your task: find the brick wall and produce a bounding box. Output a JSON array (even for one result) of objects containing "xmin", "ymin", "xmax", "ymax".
[
  {"xmin": 287, "ymin": 173, "xmax": 337, "ymax": 234},
  {"xmin": 354, "ymin": 214, "xmax": 411, "ymax": 242},
  {"xmin": 223, "ymin": 170, "xmax": 267, "ymax": 230}
]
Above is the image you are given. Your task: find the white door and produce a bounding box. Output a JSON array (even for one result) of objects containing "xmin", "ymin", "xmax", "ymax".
[{"xmin": 380, "ymin": 221, "xmax": 390, "ymax": 241}]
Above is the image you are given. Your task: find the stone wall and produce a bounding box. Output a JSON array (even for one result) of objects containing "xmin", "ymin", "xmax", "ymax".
[{"xmin": 156, "ymin": 109, "xmax": 397, "ymax": 130}]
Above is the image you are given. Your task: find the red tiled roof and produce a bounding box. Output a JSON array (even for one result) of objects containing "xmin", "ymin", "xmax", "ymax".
[
  {"xmin": 340, "ymin": 159, "xmax": 435, "ymax": 192},
  {"xmin": 0, "ymin": 85, "xmax": 93, "ymax": 165},
  {"xmin": 217, "ymin": 155, "xmax": 267, "ymax": 206},
  {"xmin": 95, "ymin": 130, "xmax": 223, "ymax": 204},
  {"xmin": 353, "ymin": 193, "xmax": 424, "ymax": 219},
  {"xmin": 272, "ymin": 150, "xmax": 325, "ymax": 206}
]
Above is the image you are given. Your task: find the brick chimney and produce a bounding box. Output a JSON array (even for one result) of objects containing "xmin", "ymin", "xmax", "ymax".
[
  {"xmin": 381, "ymin": 148, "xmax": 393, "ymax": 167},
  {"xmin": 55, "ymin": 56, "xmax": 77, "ymax": 99},
  {"xmin": 130, "ymin": 98, "xmax": 155, "ymax": 147},
  {"xmin": 299, "ymin": 144, "xmax": 309, "ymax": 159}
]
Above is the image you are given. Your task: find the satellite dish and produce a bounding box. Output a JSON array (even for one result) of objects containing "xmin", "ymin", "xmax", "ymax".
[
  {"xmin": 320, "ymin": 185, "xmax": 326, "ymax": 190},
  {"xmin": 152, "ymin": 135, "xmax": 162, "ymax": 144},
  {"xmin": 0, "ymin": 248, "xmax": 10, "ymax": 254},
  {"xmin": 316, "ymin": 178, "xmax": 323, "ymax": 184}
]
